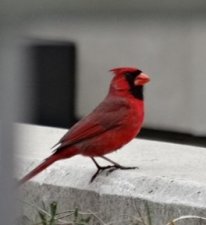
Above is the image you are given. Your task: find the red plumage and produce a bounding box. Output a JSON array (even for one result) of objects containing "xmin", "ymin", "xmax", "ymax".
[{"xmin": 19, "ymin": 67, "xmax": 150, "ymax": 184}]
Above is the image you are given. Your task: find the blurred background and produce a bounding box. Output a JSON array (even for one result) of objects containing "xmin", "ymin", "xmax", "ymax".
[{"xmin": 1, "ymin": 0, "xmax": 206, "ymax": 146}]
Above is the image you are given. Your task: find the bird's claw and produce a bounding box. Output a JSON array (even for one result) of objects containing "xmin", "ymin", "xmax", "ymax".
[
  {"xmin": 90, "ymin": 165, "xmax": 114, "ymax": 183},
  {"xmin": 90, "ymin": 165, "xmax": 138, "ymax": 183}
]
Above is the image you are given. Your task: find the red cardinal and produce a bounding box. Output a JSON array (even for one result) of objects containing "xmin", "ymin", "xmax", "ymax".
[{"xmin": 19, "ymin": 67, "xmax": 150, "ymax": 184}]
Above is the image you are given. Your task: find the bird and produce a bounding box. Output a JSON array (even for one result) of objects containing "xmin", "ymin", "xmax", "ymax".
[{"xmin": 19, "ymin": 67, "xmax": 150, "ymax": 185}]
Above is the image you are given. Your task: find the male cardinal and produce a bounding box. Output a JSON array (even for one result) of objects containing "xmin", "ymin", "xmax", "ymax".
[{"xmin": 19, "ymin": 67, "xmax": 150, "ymax": 184}]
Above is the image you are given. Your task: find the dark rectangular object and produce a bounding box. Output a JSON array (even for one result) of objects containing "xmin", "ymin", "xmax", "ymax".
[{"xmin": 29, "ymin": 41, "xmax": 77, "ymax": 128}]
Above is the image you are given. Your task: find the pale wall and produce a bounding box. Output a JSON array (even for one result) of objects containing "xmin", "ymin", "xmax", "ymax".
[{"xmin": 1, "ymin": 5, "xmax": 206, "ymax": 135}]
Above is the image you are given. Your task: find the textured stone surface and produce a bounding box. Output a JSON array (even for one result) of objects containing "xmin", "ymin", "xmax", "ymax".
[{"xmin": 17, "ymin": 124, "xmax": 206, "ymax": 225}]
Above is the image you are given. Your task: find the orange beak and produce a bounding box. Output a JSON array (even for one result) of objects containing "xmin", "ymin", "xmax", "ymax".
[{"xmin": 134, "ymin": 72, "xmax": 150, "ymax": 86}]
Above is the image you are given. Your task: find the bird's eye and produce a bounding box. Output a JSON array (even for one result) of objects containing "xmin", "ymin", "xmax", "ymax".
[
  {"xmin": 124, "ymin": 70, "xmax": 143, "ymax": 86},
  {"xmin": 124, "ymin": 72, "xmax": 132, "ymax": 77},
  {"xmin": 124, "ymin": 70, "xmax": 142, "ymax": 78},
  {"xmin": 124, "ymin": 72, "xmax": 137, "ymax": 86},
  {"xmin": 124, "ymin": 72, "xmax": 137, "ymax": 79}
]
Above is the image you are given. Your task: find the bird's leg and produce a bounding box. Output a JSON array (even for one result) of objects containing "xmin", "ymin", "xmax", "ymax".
[
  {"xmin": 90, "ymin": 157, "xmax": 115, "ymax": 182},
  {"xmin": 90, "ymin": 156, "xmax": 138, "ymax": 182},
  {"xmin": 101, "ymin": 156, "xmax": 138, "ymax": 171}
]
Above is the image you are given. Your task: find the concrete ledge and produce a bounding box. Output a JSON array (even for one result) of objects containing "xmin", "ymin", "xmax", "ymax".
[{"xmin": 16, "ymin": 124, "xmax": 206, "ymax": 225}]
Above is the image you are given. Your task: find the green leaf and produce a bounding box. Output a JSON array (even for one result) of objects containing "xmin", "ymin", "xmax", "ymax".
[
  {"xmin": 38, "ymin": 212, "xmax": 47, "ymax": 225},
  {"xmin": 74, "ymin": 208, "xmax": 79, "ymax": 223},
  {"xmin": 49, "ymin": 202, "xmax": 57, "ymax": 225},
  {"xmin": 83, "ymin": 216, "xmax": 91, "ymax": 223},
  {"xmin": 50, "ymin": 202, "xmax": 57, "ymax": 216}
]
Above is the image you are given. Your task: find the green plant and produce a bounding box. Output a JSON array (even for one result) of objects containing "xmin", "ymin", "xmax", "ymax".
[
  {"xmin": 21, "ymin": 199, "xmax": 206, "ymax": 225},
  {"xmin": 73, "ymin": 208, "xmax": 91, "ymax": 225},
  {"xmin": 38, "ymin": 202, "xmax": 57, "ymax": 225},
  {"xmin": 35, "ymin": 202, "xmax": 92, "ymax": 225}
]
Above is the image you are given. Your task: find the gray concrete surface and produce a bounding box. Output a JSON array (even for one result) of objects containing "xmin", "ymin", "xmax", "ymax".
[{"xmin": 17, "ymin": 124, "xmax": 206, "ymax": 225}]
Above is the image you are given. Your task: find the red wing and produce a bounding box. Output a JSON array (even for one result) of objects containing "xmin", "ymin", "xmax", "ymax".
[
  {"xmin": 57, "ymin": 121, "xmax": 107, "ymax": 149},
  {"xmin": 54, "ymin": 97, "xmax": 130, "ymax": 151}
]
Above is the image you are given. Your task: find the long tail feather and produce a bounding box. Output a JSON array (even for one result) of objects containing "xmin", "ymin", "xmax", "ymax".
[
  {"xmin": 19, "ymin": 154, "xmax": 59, "ymax": 185},
  {"xmin": 19, "ymin": 146, "xmax": 78, "ymax": 186}
]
